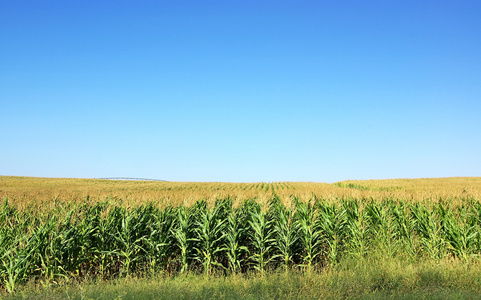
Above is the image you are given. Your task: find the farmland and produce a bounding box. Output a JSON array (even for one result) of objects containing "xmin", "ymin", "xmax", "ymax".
[
  {"xmin": 2, "ymin": 176, "xmax": 480, "ymax": 207},
  {"xmin": 1, "ymin": 176, "xmax": 481, "ymax": 299}
]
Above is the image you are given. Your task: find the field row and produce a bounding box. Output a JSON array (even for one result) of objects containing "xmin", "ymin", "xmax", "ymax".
[{"xmin": 2, "ymin": 196, "xmax": 481, "ymax": 293}]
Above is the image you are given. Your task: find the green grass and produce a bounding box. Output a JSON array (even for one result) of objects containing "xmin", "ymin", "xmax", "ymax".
[{"xmin": 4, "ymin": 257, "xmax": 481, "ymax": 299}]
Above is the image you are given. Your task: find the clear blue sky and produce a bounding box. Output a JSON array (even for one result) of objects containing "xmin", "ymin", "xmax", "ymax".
[{"xmin": 1, "ymin": 1, "xmax": 480, "ymax": 182}]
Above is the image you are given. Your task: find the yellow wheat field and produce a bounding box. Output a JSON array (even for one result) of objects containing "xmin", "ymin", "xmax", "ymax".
[{"xmin": 1, "ymin": 176, "xmax": 480, "ymax": 210}]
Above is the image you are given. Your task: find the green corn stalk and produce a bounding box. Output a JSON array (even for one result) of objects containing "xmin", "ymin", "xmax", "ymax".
[
  {"xmin": 1, "ymin": 238, "xmax": 36, "ymax": 293},
  {"xmin": 114, "ymin": 206, "xmax": 149, "ymax": 276},
  {"xmin": 32, "ymin": 222, "xmax": 67, "ymax": 284},
  {"xmin": 269, "ymin": 197, "xmax": 299, "ymax": 272},
  {"xmin": 439, "ymin": 204, "xmax": 479, "ymax": 261},
  {"xmin": 91, "ymin": 203, "xmax": 122, "ymax": 278},
  {"xmin": 248, "ymin": 203, "xmax": 275, "ymax": 274},
  {"xmin": 391, "ymin": 202, "xmax": 417, "ymax": 259},
  {"xmin": 295, "ymin": 199, "xmax": 322, "ymax": 271},
  {"xmin": 317, "ymin": 202, "xmax": 348, "ymax": 266},
  {"xmin": 56, "ymin": 204, "xmax": 98, "ymax": 278},
  {"xmin": 343, "ymin": 199, "xmax": 367, "ymax": 259},
  {"xmin": 193, "ymin": 200, "xmax": 227, "ymax": 275},
  {"xmin": 411, "ymin": 204, "xmax": 448, "ymax": 260},
  {"xmin": 171, "ymin": 206, "xmax": 196, "ymax": 273},
  {"xmin": 224, "ymin": 200, "xmax": 249, "ymax": 274},
  {"xmin": 469, "ymin": 201, "xmax": 481, "ymax": 254},
  {"xmin": 141, "ymin": 206, "xmax": 175, "ymax": 275},
  {"xmin": 364, "ymin": 202, "xmax": 399, "ymax": 258},
  {"xmin": 2, "ymin": 195, "xmax": 481, "ymax": 292}
]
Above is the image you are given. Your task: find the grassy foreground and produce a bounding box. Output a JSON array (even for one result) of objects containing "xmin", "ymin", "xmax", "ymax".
[{"xmin": 5, "ymin": 257, "xmax": 481, "ymax": 299}]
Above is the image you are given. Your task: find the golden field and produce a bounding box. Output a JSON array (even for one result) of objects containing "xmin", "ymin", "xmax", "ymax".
[
  {"xmin": 2, "ymin": 175, "xmax": 481, "ymax": 297},
  {"xmin": 1, "ymin": 175, "xmax": 480, "ymax": 209}
]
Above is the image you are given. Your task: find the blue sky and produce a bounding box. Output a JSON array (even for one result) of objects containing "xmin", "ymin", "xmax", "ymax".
[{"xmin": 1, "ymin": 1, "xmax": 480, "ymax": 182}]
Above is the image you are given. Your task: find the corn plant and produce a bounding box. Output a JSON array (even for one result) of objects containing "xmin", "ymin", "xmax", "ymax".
[
  {"xmin": 114, "ymin": 206, "xmax": 145, "ymax": 276},
  {"xmin": 295, "ymin": 199, "xmax": 322, "ymax": 271},
  {"xmin": 390, "ymin": 202, "xmax": 417, "ymax": 258},
  {"xmin": 1, "ymin": 239, "xmax": 35, "ymax": 293},
  {"xmin": 30, "ymin": 216, "xmax": 67, "ymax": 284},
  {"xmin": 269, "ymin": 197, "xmax": 299, "ymax": 272},
  {"xmin": 317, "ymin": 202, "xmax": 348, "ymax": 265},
  {"xmin": 2, "ymin": 195, "xmax": 481, "ymax": 293},
  {"xmin": 343, "ymin": 199, "xmax": 367, "ymax": 259},
  {"xmin": 248, "ymin": 202, "xmax": 275, "ymax": 273},
  {"xmin": 224, "ymin": 199, "xmax": 249, "ymax": 274},
  {"xmin": 141, "ymin": 206, "xmax": 175, "ymax": 275},
  {"xmin": 364, "ymin": 201, "xmax": 400, "ymax": 258},
  {"xmin": 171, "ymin": 201, "xmax": 206, "ymax": 274},
  {"xmin": 411, "ymin": 203, "xmax": 448, "ymax": 260},
  {"xmin": 193, "ymin": 200, "xmax": 227, "ymax": 275},
  {"xmin": 91, "ymin": 203, "xmax": 123, "ymax": 278},
  {"xmin": 439, "ymin": 204, "xmax": 479, "ymax": 261}
]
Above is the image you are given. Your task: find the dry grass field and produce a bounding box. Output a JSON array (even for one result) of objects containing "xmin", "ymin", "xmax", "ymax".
[{"xmin": 1, "ymin": 176, "xmax": 480, "ymax": 209}]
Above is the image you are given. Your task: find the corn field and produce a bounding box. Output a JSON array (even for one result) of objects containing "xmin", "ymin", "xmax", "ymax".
[
  {"xmin": 1, "ymin": 195, "xmax": 481, "ymax": 293},
  {"xmin": 3, "ymin": 176, "xmax": 480, "ymax": 209}
]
